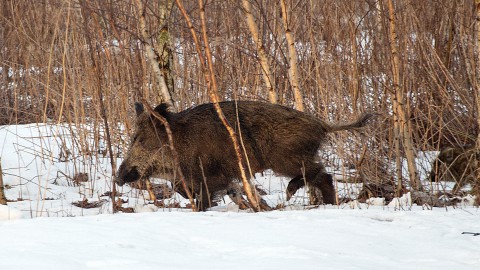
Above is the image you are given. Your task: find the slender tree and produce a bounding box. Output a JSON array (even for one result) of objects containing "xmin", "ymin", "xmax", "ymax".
[
  {"xmin": 134, "ymin": 0, "xmax": 174, "ymax": 108},
  {"xmin": 156, "ymin": 0, "xmax": 175, "ymax": 103},
  {"xmin": 241, "ymin": 0, "xmax": 277, "ymax": 104},
  {"xmin": 386, "ymin": 0, "xmax": 422, "ymax": 192},
  {"xmin": 279, "ymin": 0, "xmax": 304, "ymax": 111}
]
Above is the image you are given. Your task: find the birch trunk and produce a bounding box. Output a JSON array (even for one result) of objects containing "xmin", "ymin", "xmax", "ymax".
[
  {"xmin": 280, "ymin": 0, "xmax": 304, "ymax": 111},
  {"xmin": 156, "ymin": 0, "xmax": 175, "ymax": 102},
  {"xmin": 134, "ymin": 0, "xmax": 174, "ymax": 108},
  {"xmin": 241, "ymin": 0, "xmax": 277, "ymax": 104}
]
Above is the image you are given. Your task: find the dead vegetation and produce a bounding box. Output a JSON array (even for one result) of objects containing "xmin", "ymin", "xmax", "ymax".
[
  {"xmin": 0, "ymin": 1, "xmax": 479, "ymax": 210},
  {"xmin": 72, "ymin": 198, "xmax": 107, "ymax": 209}
]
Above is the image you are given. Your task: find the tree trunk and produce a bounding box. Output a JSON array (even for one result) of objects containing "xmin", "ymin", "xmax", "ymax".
[
  {"xmin": 279, "ymin": 0, "xmax": 304, "ymax": 111},
  {"xmin": 134, "ymin": 0, "xmax": 174, "ymax": 108},
  {"xmin": 386, "ymin": 0, "xmax": 422, "ymax": 191},
  {"xmin": 241, "ymin": 0, "xmax": 277, "ymax": 104},
  {"xmin": 156, "ymin": 0, "xmax": 175, "ymax": 102},
  {"xmin": 392, "ymin": 104, "xmax": 403, "ymax": 194}
]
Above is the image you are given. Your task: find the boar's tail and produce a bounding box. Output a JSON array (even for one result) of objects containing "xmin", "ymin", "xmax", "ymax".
[{"xmin": 327, "ymin": 112, "xmax": 377, "ymax": 132}]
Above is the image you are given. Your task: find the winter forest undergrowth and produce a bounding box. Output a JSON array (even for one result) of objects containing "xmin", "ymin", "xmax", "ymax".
[{"xmin": 1, "ymin": 1, "xmax": 480, "ymax": 269}]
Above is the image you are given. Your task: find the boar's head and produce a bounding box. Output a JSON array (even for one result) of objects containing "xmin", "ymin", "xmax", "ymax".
[{"xmin": 116, "ymin": 103, "xmax": 174, "ymax": 186}]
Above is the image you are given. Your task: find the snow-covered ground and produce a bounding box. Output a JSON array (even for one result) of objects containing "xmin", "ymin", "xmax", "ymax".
[
  {"xmin": 1, "ymin": 207, "xmax": 479, "ymax": 270},
  {"xmin": 0, "ymin": 123, "xmax": 479, "ymax": 270}
]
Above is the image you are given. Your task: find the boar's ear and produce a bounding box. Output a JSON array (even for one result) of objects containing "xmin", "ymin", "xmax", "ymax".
[
  {"xmin": 134, "ymin": 102, "xmax": 145, "ymax": 116},
  {"xmin": 154, "ymin": 103, "xmax": 171, "ymax": 118}
]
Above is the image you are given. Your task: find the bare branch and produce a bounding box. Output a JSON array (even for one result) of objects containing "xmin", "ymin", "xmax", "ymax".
[
  {"xmin": 175, "ymin": 0, "xmax": 261, "ymax": 211},
  {"xmin": 139, "ymin": 98, "xmax": 197, "ymax": 211}
]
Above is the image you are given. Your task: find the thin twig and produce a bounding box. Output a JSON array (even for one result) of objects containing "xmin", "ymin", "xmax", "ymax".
[
  {"xmin": 175, "ymin": 0, "xmax": 261, "ymax": 211},
  {"xmin": 139, "ymin": 98, "xmax": 197, "ymax": 211}
]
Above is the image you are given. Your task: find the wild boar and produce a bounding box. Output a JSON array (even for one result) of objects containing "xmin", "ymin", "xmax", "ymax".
[
  {"xmin": 429, "ymin": 146, "xmax": 478, "ymax": 193},
  {"xmin": 116, "ymin": 101, "xmax": 375, "ymax": 210}
]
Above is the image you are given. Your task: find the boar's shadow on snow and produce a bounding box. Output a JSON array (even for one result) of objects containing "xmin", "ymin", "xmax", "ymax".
[{"xmin": 116, "ymin": 101, "xmax": 375, "ymax": 210}]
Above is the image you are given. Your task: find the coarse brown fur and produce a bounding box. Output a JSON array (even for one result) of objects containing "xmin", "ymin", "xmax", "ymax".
[
  {"xmin": 429, "ymin": 146, "xmax": 478, "ymax": 194},
  {"xmin": 116, "ymin": 101, "xmax": 375, "ymax": 210}
]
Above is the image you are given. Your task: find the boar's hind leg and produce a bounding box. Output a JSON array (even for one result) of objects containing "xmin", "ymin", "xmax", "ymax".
[
  {"xmin": 286, "ymin": 176, "xmax": 304, "ymax": 201},
  {"xmin": 286, "ymin": 166, "xmax": 336, "ymax": 205},
  {"xmin": 286, "ymin": 178, "xmax": 323, "ymax": 205},
  {"xmin": 312, "ymin": 173, "xmax": 336, "ymax": 204}
]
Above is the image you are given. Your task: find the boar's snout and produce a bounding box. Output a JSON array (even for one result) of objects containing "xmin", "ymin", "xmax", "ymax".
[{"xmin": 116, "ymin": 166, "xmax": 140, "ymax": 186}]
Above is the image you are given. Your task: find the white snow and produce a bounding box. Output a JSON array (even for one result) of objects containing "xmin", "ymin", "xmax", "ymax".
[
  {"xmin": 0, "ymin": 123, "xmax": 479, "ymax": 269},
  {"xmin": 1, "ymin": 207, "xmax": 479, "ymax": 270}
]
